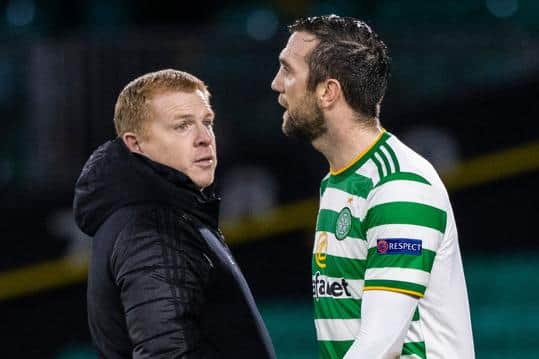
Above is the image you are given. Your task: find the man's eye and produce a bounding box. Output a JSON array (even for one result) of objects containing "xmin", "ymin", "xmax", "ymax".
[
  {"xmin": 175, "ymin": 123, "xmax": 189, "ymax": 130},
  {"xmin": 204, "ymin": 121, "xmax": 214, "ymax": 130}
]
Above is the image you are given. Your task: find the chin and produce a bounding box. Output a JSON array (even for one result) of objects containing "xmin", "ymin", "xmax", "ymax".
[
  {"xmin": 281, "ymin": 112, "xmax": 290, "ymax": 134},
  {"xmin": 283, "ymin": 110, "xmax": 290, "ymax": 122},
  {"xmin": 194, "ymin": 174, "xmax": 215, "ymax": 189}
]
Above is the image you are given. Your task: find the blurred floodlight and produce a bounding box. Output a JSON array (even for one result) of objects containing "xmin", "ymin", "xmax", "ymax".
[
  {"xmin": 486, "ymin": 0, "xmax": 519, "ymax": 18},
  {"xmin": 6, "ymin": 0, "xmax": 35, "ymax": 27},
  {"xmin": 246, "ymin": 9, "xmax": 279, "ymax": 41}
]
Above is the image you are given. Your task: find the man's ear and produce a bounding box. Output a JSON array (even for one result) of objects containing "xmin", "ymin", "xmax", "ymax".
[
  {"xmin": 316, "ymin": 79, "xmax": 341, "ymax": 109},
  {"xmin": 122, "ymin": 132, "xmax": 144, "ymax": 154}
]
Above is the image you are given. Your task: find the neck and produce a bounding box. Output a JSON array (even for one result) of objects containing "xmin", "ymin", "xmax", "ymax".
[{"xmin": 312, "ymin": 115, "xmax": 383, "ymax": 173}]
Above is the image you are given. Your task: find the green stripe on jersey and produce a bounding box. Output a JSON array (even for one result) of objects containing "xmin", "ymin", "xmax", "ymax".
[
  {"xmin": 367, "ymin": 247, "xmax": 437, "ymax": 273},
  {"xmin": 375, "ymin": 172, "xmax": 431, "ymax": 187},
  {"xmin": 325, "ymin": 173, "xmax": 373, "ymax": 199},
  {"xmin": 313, "ymin": 300, "xmax": 419, "ymax": 322},
  {"xmin": 402, "ymin": 341, "xmax": 426, "ymax": 359},
  {"xmin": 312, "ymin": 255, "xmax": 365, "ymax": 279},
  {"xmin": 364, "ymin": 202, "xmax": 447, "ymax": 233},
  {"xmin": 372, "ymin": 153, "xmax": 385, "ymax": 179},
  {"xmin": 321, "ymin": 177, "xmax": 330, "ymax": 196},
  {"xmin": 377, "ymin": 149, "xmax": 392, "ymax": 175},
  {"xmin": 317, "ymin": 337, "xmax": 425, "ymax": 359},
  {"xmin": 314, "ymin": 298, "xmax": 361, "ymax": 319},
  {"xmin": 382, "ymin": 143, "xmax": 400, "ymax": 173},
  {"xmin": 319, "ymin": 340, "xmax": 353, "ymax": 359},
  {"xmin": 317, "ymin": 209, "xmax": 364, "ymax": 239},
  {"xmin": 413, "ymin": 307, "xmax": 420, "ymax": 321},
  {"xmin": 364, "ymin": 279, "xmax": 427, "ymax": 296}
]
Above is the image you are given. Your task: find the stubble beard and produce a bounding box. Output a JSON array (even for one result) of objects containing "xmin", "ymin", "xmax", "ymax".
[{"xmin": 282, "ymin": 94, "xmax": 327, "ymax": 143}]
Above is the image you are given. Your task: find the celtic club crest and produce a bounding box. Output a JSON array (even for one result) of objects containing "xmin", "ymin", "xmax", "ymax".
[{"xmin": 335, "ymin": 207, "xmax": 352, "ymax": 240}]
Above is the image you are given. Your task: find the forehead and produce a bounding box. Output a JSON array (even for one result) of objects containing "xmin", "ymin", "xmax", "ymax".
[
  {"xmin": 280, "ymin": 31, "xmax": 319, "ymax": 64},
  {"xmin": 148, "ymin": 89, "xmax": 213, "ymax": 117}
]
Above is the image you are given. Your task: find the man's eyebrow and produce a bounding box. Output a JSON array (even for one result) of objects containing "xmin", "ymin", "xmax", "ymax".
[
  {"xmin": 173, "ymin": 112, "xmax": 214, "ymax": 121},
  {"xmin": 173, "ymin": 114, "xmax": 194, "ymax": 121},
  {"xmin": 279, "ymin": 56, "xmax": 292, "ymax": 68}
]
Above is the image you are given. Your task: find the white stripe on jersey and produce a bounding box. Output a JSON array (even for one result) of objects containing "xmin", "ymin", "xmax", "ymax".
[
  {"xmin": 385, "ymin": 136, "xmax": 439, "ymax": 186},
  {"xmin": 366, "ymin": 224, "xmax": 442, "ymax": 252},
  {"xmin": 404, "ymin": 319, "xmax": 424, "ymax": 343},
  {"xmin": 379, "ymin": 145, "xmax": 396, "ymax": 174},
  {"xmin": 356, "ymin": 159, "xmax": 380, "ymax": 185},
  {"xmin": 315, "ymin": 318, "xmax": 360, "ymax": 341},
  {"xmin": 373, "ymin": 152, "xmax": 388, "ymax": 177},
  {"xmin": 365, "ymin": 267, "xmax": 430, "ymax": 287},
  {"xmin": 368, "ymin": 180, "xmax": 446, "ymax": 210},
  {"xmin": 319, "ymin": 187, "xmax": 367, "ymax": 217},
  {"xmin": 313, "ymin": 231, "xmax": 368, "ymax": 260}
]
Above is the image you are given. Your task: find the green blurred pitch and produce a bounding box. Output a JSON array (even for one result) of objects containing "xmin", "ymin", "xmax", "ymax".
[{"xmin": 258, "ymin": 253, "xmax": 539, "ymax": 359}]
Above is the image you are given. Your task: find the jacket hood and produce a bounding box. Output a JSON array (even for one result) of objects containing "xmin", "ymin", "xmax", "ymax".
[{"xmin": 73, "ymin": 138, "xmax": 219, "ymax": 236}]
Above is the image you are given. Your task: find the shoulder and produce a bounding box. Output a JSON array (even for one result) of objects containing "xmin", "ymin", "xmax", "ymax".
[
  {"xmin": 111, "ymin": 206, "xmax": 204, "ymax": 263},
  {"xmin": 366, "ymin": 134, "xmax": 449, "ymax": 204},
  {"xmin": 320, "ymin": 173, "xmax": 331, "ymax": 197},
  {"xmin": 382, "ymin": 134, "xmax": 445, "ymax": 186},
  {"xmin": 363, "ymin": 137, "xmax": 450, "ymax": 234},
  {"xmin": 116, "ymin": 206, "xmax": 199, "ymax": 240}
]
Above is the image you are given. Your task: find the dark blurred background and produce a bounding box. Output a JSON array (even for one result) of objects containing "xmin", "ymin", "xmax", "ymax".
[{"xmin": 0, "ymin": 0, "xmax": 538, "ymax": 358}]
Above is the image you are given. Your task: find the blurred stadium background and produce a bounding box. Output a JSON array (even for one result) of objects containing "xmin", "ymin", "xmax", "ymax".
[{"xmin": 0, "ymin": 0, "xmax": 538, "ymax": 357}]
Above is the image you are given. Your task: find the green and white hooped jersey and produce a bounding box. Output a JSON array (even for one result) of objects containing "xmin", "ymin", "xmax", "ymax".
[{"xmin": 312, "ymin": 131, "xmax": 474, "ymax": 359}]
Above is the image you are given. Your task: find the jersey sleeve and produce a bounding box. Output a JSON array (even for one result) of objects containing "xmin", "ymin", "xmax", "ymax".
[
  {"xmin": 362, "ymin": 177, "xmax": 447, "ymax": 297},
  {"xmin": 343, "ymin": 290, "xmax": 418, "ymax": 358}
]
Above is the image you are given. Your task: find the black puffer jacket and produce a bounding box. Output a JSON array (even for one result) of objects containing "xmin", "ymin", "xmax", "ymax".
[{"xmin": 73, "ymin": 139, "xmax": 276, "ymax": 359}]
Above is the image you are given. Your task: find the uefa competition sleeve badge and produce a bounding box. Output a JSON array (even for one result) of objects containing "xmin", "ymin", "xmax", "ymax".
[{"xmin": 335, "ymin": 207, "xmax": 352, "ymax": 240}]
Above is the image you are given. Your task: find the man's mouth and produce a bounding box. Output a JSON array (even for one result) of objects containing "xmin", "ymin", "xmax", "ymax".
[
  {"xmin": 194, "ymin": 156, "xmax": 214, "ymax": 167},
  {"xmin": 278, "ymin": 95, "xmax": 288, "ymax": 109}
]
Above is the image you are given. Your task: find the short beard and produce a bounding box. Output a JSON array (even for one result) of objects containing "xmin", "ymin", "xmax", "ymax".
[{"xmin": 283, "ymin": 94, "xmax": 327, "ymax": 142}]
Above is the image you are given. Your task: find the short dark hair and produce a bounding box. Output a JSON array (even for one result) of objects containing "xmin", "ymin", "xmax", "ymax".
[{"xmin": 289, "ymin": 15, "xmax": 390, "ymax": 120}]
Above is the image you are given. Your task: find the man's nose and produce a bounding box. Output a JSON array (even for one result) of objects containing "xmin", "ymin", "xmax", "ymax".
[
  {"xmin": 271, "ymin": 69, "xmax": 283, "ymax": 93},
  {"xmin": 195, "ymin": 123, "xmax": 213, "ymax": 146}
]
